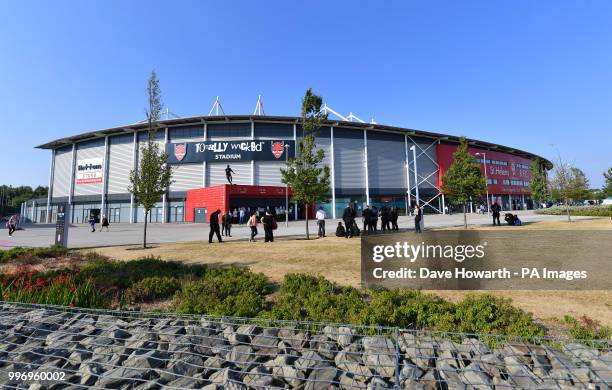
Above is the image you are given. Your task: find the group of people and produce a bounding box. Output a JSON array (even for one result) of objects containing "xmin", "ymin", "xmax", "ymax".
[
  {"xmin": 209, "ymin": 208, "xmax": 278, "ymax": 244},
  {"xmin": 490, "ymin": 202, "xmax": 522, "ymax": 226},
  {"xmin": 88, "ymin": 214, "xmax": 109, "ymax": 232},
  {"xmin": 336, "ymin": 203, "xmax": 424, "ymax": 237}
]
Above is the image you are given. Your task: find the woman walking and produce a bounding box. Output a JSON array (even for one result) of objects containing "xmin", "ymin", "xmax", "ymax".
[
  {"xmin": 88, "ymin": 214, "xmax": 96, "ymax": 232},
  {"xmin": 100, "ymin": 215, "xmax": 110, "ymax": 232},
  {"xmin": 247, "ymin": 211, "xmax": 258, "ymax": 242}
]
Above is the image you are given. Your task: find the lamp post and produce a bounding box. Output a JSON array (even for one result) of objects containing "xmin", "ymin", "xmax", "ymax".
[
  {"xmin": 284, "ymin": 143, "xmax": 290, "ymax": 227},
  {"xmin": 475, "ymin": 152, "xmax": 490, "ymax": 214}
]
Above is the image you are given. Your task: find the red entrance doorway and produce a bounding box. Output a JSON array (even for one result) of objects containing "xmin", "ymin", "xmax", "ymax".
[{"xmin": 185, "ymin": 185, "xmax": 294, "ymax": 223}]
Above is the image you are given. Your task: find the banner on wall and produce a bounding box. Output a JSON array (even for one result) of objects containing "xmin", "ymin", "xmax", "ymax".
[
  {"xmin": 76, "ymin": 157, "xmax": 104, "ymax": 185},
  {"xmin": 165, "ymin": 140, "xmax": 295, "ymax": 164}
]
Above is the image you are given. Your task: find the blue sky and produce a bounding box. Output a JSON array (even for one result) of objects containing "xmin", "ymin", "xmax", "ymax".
[{"xmin": 1, "ymin": 1, "xmax": 611, "ymax": 187}]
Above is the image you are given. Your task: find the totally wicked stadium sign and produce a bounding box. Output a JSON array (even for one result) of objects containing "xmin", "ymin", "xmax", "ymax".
[{"xmin": 165, "ymin": 140, "xmax": 295, "ymax": 163}]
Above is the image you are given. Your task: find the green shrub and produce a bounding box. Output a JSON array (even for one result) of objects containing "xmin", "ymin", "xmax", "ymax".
[
  {"xmin": 174, "ymin": 266, "xmax": 271, "ymax": 317},
  {"xmin": 0, "ymin": 245, "xmax": 68, "ymax": 263},
  {"xmin": 535, "ymin": 205, "xmax": 612, "ymax": 217},
  {"xmin": 81, "ymin": 256, "xmax": 207, "ymax": 288},
  {"xmin": 454, "ymin": 295, "xmax": 544, "ymax": 337},
  {"xmin": 125, "ymin": 276, "xmax": 181, "ymax": 303},
  {"xmin": 564, "ymin": 315, "xmax": 611, "ymax": 346}
]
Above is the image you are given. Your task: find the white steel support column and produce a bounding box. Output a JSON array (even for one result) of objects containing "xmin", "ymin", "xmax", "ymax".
[
  {"xmin": 46, "ymin": 149, "xmax": 55, "ymax": 223},
  {"xmin": 293, "ymin": 123, "xmax": 298, "ymax": 221},
  {"xmin": 101, "ymin": 136, "xmax": 109, "ymax": 219},
  {"xmin": 202, "ymin": 122, "xmax": 207, "ymax": 187},
  {"xmin": 20, "ymin": 203, "xmax": 24, "ymax": 222},
  {"xmin": 404, "ymin": 135, "xmax": 411, "ymax": 216},
  {"xmin": 162, "ymin": 128, "xmax": 168, "ymax": 223},
  {"xmin": 521, "ymin": 194, "xmax": 525, "ymax": 210},
  {"xmin": 330, "ymin": 126, "xmax": 336, "ymax": 219},
  {"xmin": 130, "ymin": 132, "xmax": 137, "ymax": 223},
  {"xmin": 442, "ymin": 194, "xmax": 446, "ymax": 215},
  {"xmin": 68, "ymin": 144, "xmax": 76, "ymax": 206},
  {"xmin": 31, "ymin": 201, "xmax": 36, "ymax": 222},
  {"xmin": 410, "ymin": 145, "xmax": 420, "ymax": 206},
  {"xmin": 363, "ymin": 129, "xmax": 370, "ymax": 205},
  {"xmin": 250, "ymin": 121, "xmax": 255, "ymax": 185},
  {"xmin": 509, "ymin": 194, "xmax": 513, "ymax": 211}
]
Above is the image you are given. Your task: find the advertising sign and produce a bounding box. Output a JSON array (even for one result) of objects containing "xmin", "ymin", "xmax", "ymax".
[
  {"xmin": 165, "ymin": 140, "xmax": 295, "ymax": 164},
  {"xmin": 76, "ymin": 157, "xmax": 104, "ymax": 185},
  {"xmin": 54, "ymin": 203, "xmax": 70, "ymax": 248}
]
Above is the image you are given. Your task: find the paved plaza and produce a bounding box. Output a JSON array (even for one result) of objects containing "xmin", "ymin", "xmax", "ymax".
[{"xmin": 0, "ymin": 210, "xmax": 595, "ymax": 249}]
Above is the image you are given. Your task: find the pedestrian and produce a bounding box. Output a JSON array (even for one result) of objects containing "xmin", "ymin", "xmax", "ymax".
[
  {"xmin": 208, "ymin": 209, "xmax": 222, "ymax": 243},
  {"xmin": 390, "ymin": 206, "xmax": 399, "ymax": 231},
  {"xmin": 223, "ymin": 211, "xmax": 232, "ymax": 237},
  {"xmin": 371, "ymin": 205, "xmax": 379, "ymax": 232},
  {"xmin": 491, "ymin": 202, "xmax": 501, "ymax": 226},
  {"xmin": 232, "ymin": 208, "xmax": 238, "ymax": 224},
  {"xmin": 335, "ymin": 222, "xmax": 346, "ymax": 237},
  {"xmin": 262, "ymin": 210, "xmax": 275, "ymax": 242},
  {"xmin": 381, "ymin": 206, "xmax": 390, "ymax": 232},
  {"xmin": 100, "ymin": 215, "xmax": 110, "ymax": 232},
  {"xmin": 88, "ymin": 214, "xmax": 96, "ymax": 232},
  {"xmin": 221, "ymin": 211, "xmax": 227, "ymax": 237},
  {"xmin": 248, "ymin": 211, "xmax": 258, "ymax": 242},
  {"xmin": 239, "ymin": 207, "xmax": 246, "ymax": 225},
  {"xmin": 342, "ymin": 204, "xmax": 355, "ymax": 238},
  {"xmin": 362, "ymin": 206, "xmax": 371, "ymax": 233},
  {"xmin": 316, "ymin": 206, "xmax": 326, "ymax": 238},
  {"xmin": 6, "ymin": 215, "xmax": 17, "ymax": 237},
  {"xmin": 414, "ymin": 204, "xmax": 423, "ymax": 233}
]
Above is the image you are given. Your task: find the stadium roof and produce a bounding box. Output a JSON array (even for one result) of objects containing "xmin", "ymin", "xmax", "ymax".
[{"xmin": 36, "ymin": 114, "xmax": 553, "ymax": 169}]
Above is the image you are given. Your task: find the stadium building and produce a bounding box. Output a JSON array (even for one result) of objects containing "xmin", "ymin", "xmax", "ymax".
[{"xmin": 21, "ymin": 107, "xmax": 552, "ymax": 224}]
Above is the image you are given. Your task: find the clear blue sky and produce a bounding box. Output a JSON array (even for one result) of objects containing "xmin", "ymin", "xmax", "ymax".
[{"xmin": 1, "ymin": 1, "xmax": 611, "ymax": 188}]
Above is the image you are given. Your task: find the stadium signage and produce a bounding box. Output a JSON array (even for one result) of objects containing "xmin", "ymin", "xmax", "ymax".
[
  {"xmin": 76, "ymin": 157, "xmax": 104, "ymax": 185},
  {"xmin": 166, "ymin": 140, "xmax": 295, "ymax": 163}
]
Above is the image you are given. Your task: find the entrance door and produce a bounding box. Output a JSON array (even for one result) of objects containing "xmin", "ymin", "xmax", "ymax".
[{"xmin": 194, "ymin": 208, "xmax": 207, "ymax": 223}]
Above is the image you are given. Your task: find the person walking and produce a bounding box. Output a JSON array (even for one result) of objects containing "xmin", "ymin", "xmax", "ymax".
[
  {"xmin": 88, "ymin": 214, "xmax": 96, "ymax": 232},
  {"xmin": 100, "ymin": 215, "xmax": 110, "ymax": 232},
  {"xmin": 390, "ymin": 206, "xmax": 399, "ymax": 231},
  {"xmin": 491, "ymin": 202, "xmax": 501, "ymax": 226},
  {"xmin": 208, "ymin": 209, "xmax": 223, "ymax": 243},
  {"xmin": 232, "ymin": 208, "xmax": 238, "ymax": 224},
  {"xmin": 316, "ymin": 206, "xmax": 326, "ymax": 238},
  {"xmin": 262, "ymin": 210, "xmax": 275, "ymax": 242},
  {"xmin": 342, "ymin": 204, "xmax": 355, "ymax": 238},
  {"xmin": 248, "ymin": 211, "xmax": 258, "ymax": 242},
  {"xmin": 223, "ymin": 211, "xmax": 232, "ymax": 237},
  {"xmin": 6, "ymin": 215, "xmax": 17, "ymax": 237},
  {"xmin": 414, "ymin": 204, "xmax": 423, "ymax": 233},
  {"xmin": 221, "ymin": 211, "xmax": 227, "ymax": 237}
]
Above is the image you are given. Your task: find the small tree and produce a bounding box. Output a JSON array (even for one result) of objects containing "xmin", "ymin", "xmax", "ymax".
[
  {"xmin": 128, "ymin": 70, "xmax": 173, "ymax": 248},
  {"xmin": 603, "ymin": 167, "xmax": 612, "ymax": 198},
  {"xmin": 280, "ymin": 88, "xmax": 331, "ymax": 239},
  {"xmin": 529, "ymin": 157, "xmax": 548, "ymax": 208},
  {"xmin": 549, "ymin": 156, "xmax": 586, "ymax": 222},
  {"xmin": 441, "ymin": 137, "xmax": 487, "ymax": 228}
]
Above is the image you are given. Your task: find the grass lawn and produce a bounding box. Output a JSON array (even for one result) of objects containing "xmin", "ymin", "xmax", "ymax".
[{"xmin": 88, "ymin": 218, "xmax": 612, "ymax": 330}]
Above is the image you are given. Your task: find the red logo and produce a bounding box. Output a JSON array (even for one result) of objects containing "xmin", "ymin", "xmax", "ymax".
[
  {"xmin": 174, "ymin": 143, "xmax": 187, "ymax": 161},
  {"xmin": 271, "ymin": 141, "xmax": 285, "ymax": 159}
]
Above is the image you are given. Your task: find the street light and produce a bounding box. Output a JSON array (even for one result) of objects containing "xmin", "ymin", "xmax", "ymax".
[
  {"xmin": 475, "ymin": 152, "xmax": 490, "ymax": 214},
  {"xmin": 284, "ymin": 143, "xmax": 290, "ymax": 227}
]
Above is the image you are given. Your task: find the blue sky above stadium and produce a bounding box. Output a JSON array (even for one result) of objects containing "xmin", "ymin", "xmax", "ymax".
[{"xmin": 0, "ymin": 0, "xmax": 611, "ymax": 187}]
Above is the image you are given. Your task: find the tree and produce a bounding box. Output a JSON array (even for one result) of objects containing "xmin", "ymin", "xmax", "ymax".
[
  {"xmin": 549, "ymin": 157, "xmax": 589, "ymax": 222},
  {"xmin": 441, "ymin": 137, "xmax": 487, "ymax": 228},
  {"xmin": 280, "ymin": 88, "xmax": 331, "ymax": 239},
  {"xmin": 128, "ymin": 70, "xmax": 173, "ymax": 248},
  {"xmin": 529, "ymin": 157, "xmax": 547, "ymax": 207},
  {"xmin": 603, "ymin": 167, "xmax": 612, "ymax": 197}
]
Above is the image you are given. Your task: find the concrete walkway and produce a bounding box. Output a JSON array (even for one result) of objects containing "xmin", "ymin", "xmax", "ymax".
[{"xmin": 0, "ymin": 210, "xmax": 594, "ymax": 249}]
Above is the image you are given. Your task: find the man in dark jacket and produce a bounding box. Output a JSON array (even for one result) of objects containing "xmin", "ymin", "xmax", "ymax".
[
  {"xmin": 491, "ymin": 202, "xmax": 501, "ymax": 226},
  {"xmin": 209, "ymin": 209, "xmax": 223, "ymax": 243},
  {"xmin": 371, "ymin": 206, "xmax": 378, "ymax": 232},
  {"xmin": 390, "ymin": 206, "xmax": 399, "ymax": 231},
  {"xmin": 342, "ymin": 204, "xmax": 355, "ymax": 238},
  {"xmin": 262, "ymin": 210, "xmax": 275, "ymax": 242},
  {"xmin": 380, "ymin": 206, "xmax": 390, "ymax": 232},
  {"xmin": 363, "ymin": 206, "xmax": 371, "ymax": 233}
]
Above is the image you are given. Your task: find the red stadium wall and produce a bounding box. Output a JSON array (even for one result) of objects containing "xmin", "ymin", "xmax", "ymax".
[
  {"xmin": 185, "ymin": 185, "xmax": 293, "ymax": 222},
  {"xmin": 436, "ymin": 144, "xmax": 533, "ymax": 195}
]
